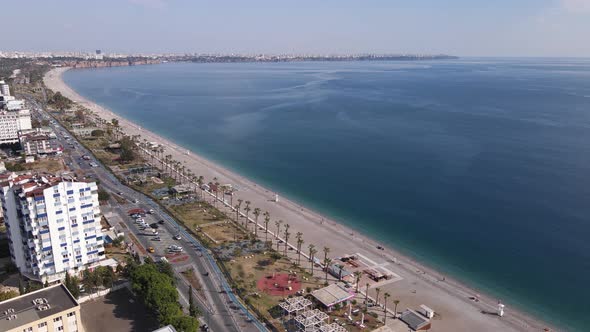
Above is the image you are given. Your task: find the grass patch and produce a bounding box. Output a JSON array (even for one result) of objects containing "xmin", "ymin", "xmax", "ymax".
[
  {"xmin": 223, "ymin": 252, "xmax": 324, "ymax": 328},
  {"xmin": 22, "ymin": 158, "xmax": 65, "ymax": 173}
]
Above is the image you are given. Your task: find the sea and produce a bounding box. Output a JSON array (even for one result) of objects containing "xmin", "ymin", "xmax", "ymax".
[{"xmin": 63, "ymin": 59, "xmax": 590, "ymax": 331}]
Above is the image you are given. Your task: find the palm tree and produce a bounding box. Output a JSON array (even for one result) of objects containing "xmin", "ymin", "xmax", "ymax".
[
  {"xmin": 283, "ymin": 224, "xmax": 290, "ymax": 256},
  {"xmin": 308, "ymin": 244, "xmax": 317, "ymax": 276},
  {"xmin": 323, "ymin": 246, "xmax": 330, "ymax": 267},
  {"xmin": 244, "ymin": 200, "xmax": 251, "ymax": 224},
  {"xmin": 263, "ymin": 212, "xmax": 270, "ymax": 242},
  {"xmin": 236, "ymin": 199, "xmax": 243, "ymax": 221},
  {"xmin": 324, "ymin": 258, "xmax": 332, "ymax": 283},
  {"xmin": 295, "ymin": 232, "xmax": 304, "ymax": 266},
  {"xmin": 354, "ymin": 271, "xmax": 362, "ymax": 293},
  {"xmin": 383, "ymin": 293, "xmax": 391, "ymax": 323},
  {"xmin": 393, "ymin": 300, "xmax": 400, "ymax": 319},
  {"xmin": 253, "ymin": 208, "xmax": 261, "ymax": 237},
  {"xmin": 375, "ymin": 287, "xmax": 381, "ymax": 307},
  {"xmin": 275, "ymin": 220, "xmax": 282, "ymax": 240},
  {"xmin": 244, "ymin": 205, "xmax": 251, "ymax": 229},
  {"xmin": 365, "ymin": 283, "xmax": 370, "ymax": 308},
  {"xmin": 234, "ymin": 204, "xmax": 240, "ymax": 224}
]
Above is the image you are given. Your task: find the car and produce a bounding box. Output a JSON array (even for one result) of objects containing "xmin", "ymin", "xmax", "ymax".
[
  {"xmin": 203, "ymin": 272, "xmax": 209, "ymax": 277},
  {"xmin": 158, "ymin": 220, "xmax": 165, "ymax": 225},
  {"xmin": 150, "ymin": 223, "xmax": 159, "ymax": 229},
  {"xmin": 201, "ymin": 324, "xmax": 209, "ymax": 331},
  {"xmin": 148, "ymin": 209, "xmax": 155, "ymax": 214},
  {"xmin": 148, "ymin": 247, "xmax": 155, "ymax": 253},
  {"xmin": 152, "ymin": 231, "xmax": 159, "ymax": 236},
  {"xmin": 117, "ymin": 192, "xmax": 123, "ymax": 195},
  {"xmin": 174, "ymin": 234, "xmax": 182, "ymax": 240},
  {"xmin": 153, "ymin": 237, "xmax": 161, "ymax": 241},
  {"xmin": 133, "ymin": 199, "xmax": 139, "ymax": 204}
]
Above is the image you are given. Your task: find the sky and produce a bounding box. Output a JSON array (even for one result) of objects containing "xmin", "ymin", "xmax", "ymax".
[{"xmin": 2, "ymin": 0, "xmax": 590, "ymax": 57}]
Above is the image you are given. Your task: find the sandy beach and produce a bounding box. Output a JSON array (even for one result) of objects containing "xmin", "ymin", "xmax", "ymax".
[{"xmin": 45, "ymin": 67, "xmax": 553, "ymax": 332}]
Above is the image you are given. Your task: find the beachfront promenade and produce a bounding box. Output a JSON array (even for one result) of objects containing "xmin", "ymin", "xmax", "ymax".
[{"xmin": 44, "ymin": 67, "xmax": 550, "ymax": 332}]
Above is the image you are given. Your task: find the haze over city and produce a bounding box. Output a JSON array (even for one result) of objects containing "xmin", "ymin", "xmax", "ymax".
[{"xmin": 2, "ymin": 0, "xmax": 590, "ymax": 56}]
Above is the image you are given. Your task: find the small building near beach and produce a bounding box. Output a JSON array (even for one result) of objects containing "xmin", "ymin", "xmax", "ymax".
[
  {"xmin": 311, "ymin": 284, "xmax": 355, "ymax": 310},
  {"xmin": 399, "ymin": 309, "xmax": 431, "ymax": 331}
]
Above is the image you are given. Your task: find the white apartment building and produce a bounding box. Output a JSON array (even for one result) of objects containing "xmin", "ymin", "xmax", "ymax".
[
  {"xmin": 0, "ymin": 109, "xmax": 32, "ymax": 144},
  {"xmin": 0, "ymin": 174, "xmax": 105, "ymax": 283},
  {"xmin": 0, "ymin": 80, "xmax": 11, "ymax": 96}
]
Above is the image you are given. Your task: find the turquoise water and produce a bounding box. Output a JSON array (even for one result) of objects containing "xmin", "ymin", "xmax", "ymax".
[{"xmin": 64, "ymin": 59, "xmax": 590, "ymax": 331}]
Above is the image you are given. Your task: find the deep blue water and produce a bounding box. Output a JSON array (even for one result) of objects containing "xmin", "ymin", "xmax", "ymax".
[{"xmin": 64, "ymin": 59, "xmax": 590, "ymax": 331}]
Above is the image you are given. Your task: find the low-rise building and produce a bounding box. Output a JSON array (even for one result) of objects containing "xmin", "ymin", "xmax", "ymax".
[
  {"xmin": 0, "ymin": 283, "xmax": 84, "ymax": 332},
  {"xmin": 19, "ymin": 131, "xmax": 62, "ymax": 156},
  {"xmin": 71, "ymin": 127, "xmax": 99, "ymax": 137}
]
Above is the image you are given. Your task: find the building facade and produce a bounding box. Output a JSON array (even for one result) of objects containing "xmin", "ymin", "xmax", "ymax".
[
  {"xmin": 0, "ymin": 174, "xmax": 104, "ymax": 282},
  {"xmin": 0, "ymin": 284, "xmax": 84, "ymax": 332},
  {"xmin": 19, "ymin": 132, "xmax": 62, "ymax": 156},
  {"xmin": 0, "ymin": 109, "xmax": 32, "ymax": 144},
  {"xmin": 0, "ymin": 80, "xmax": 11, "ymax": 96}
]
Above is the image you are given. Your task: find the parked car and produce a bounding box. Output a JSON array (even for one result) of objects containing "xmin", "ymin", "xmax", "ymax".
[
  {"xmin": 153, "ymin": 236, "xmax": 161, "ymax": 241},
  {"xmin": 150, "ymin": 223, "xmax": 159, "ymax": 229},
  {"xmin": 174, "ymin": 234, "xmax": 182, "ymax": 240},
  {"xmin": 148, "ymin": 247, "xmax": 155, "ymax": 253},
  {"xmin": 158, "ymin": 220, "xmax": 165, "ymax": 225}
]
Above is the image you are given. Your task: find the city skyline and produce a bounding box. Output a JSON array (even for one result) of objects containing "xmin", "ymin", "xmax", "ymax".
[{"xmin": 2, "ymin": 0, "xmax": 590, "ymax": 57}]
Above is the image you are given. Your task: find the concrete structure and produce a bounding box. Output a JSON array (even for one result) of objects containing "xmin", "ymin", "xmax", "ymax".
[
  {"xmin": 311, "ymin": 284, "xmax": 355, "ymax": 310},
  {"xmin": 0, "ymin": 80, "xmax": 10, "ymax": 96},
  {"xmin": 0, "ymin": 174, "xmax": 104, "ymax": 282},
  {"xmin": 19, "ymin": 132, "xmax": 62, "ymax": 156},
  {"xmin": 152, "ymin": 325, "xmax": 177, "ymax": 332},
  {"xmin": 0, "ymin": 109, "xmax": 32, "ymax": 144},
  {"xmin": 71, "ymin": 127, "xmax": 99, "ymax": 137},
  {"xmin": 0, "ymin": 283, "xmax": 84, "ymax": 332},
  {"xmin": 399, "ymin": 309, "xmax": 431, "ymax": 331}
]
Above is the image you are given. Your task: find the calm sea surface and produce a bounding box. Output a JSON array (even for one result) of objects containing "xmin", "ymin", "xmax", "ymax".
[{"xmin": 64, "ymin": 59, "xmax": 590, "ymax": 331}]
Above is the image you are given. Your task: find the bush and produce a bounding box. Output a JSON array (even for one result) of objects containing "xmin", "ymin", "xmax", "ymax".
[
  {"xmin": 91, "ymin": 129, "xmax": 105, "ymax": 137},
  {"xmin": 97, "ymin": 189, "xmax": 110, "ymax": 201},
  {"xmin": 0, "ymin": 290, "xmax": 19, "ymax": 301}
]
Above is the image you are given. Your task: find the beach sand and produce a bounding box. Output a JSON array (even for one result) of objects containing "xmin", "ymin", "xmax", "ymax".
[{"xmin": 45, "ymin": 67, "xmax": 552, "ymax": 332}]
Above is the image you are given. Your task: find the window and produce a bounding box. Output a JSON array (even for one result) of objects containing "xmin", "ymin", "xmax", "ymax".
[
  {"xmin": 38, "ymin": 322, "xmax": 47, "ymax": 327},
  {"xmin": 57, "ymin": 326, "xmax": 64, "ymax": 331},
  {"xmin": 23, "ymin": 327, "xmax": 33, "ymax": 332},
  {"xmin": 67, "ymin": 312, "xmax": 76, "ymax": 317},
  {"xmin": 53, "ymin": 317, "xmax": 62, "ymax": 322}
]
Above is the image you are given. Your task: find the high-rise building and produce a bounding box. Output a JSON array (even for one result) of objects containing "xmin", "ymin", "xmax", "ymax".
[
  {"xmin": 94, "ymin": 50, "xmax": 103, "ymax": 60},
  {"xmin": 0, "ymin": 109, "xmax": 32, "ymax": 145},
  {"xmin": 0, "ymin": 174, "xmax": 105, "ymax": 283},
  {"xmin": 0, "ymin": 80, "xmax": 10, "ymax": 96},
  {"xmin": 0, "ymin": 284, "xmax": 84, "ymax": 332}
]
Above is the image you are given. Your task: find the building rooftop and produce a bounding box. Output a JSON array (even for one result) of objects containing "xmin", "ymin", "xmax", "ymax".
[
  {"xmin": 0, "ymin": 284, "xmax": 79, "ymax": 331},
  {"xmin": 311, "ymin": 284, "xmax": 355, "ymax": 308},
  {"xmin": 399, "ymin": 309, "xmax": 430, "ymax": 331},
  {"xmin": 152, "ymin": 325, "xmax": 178, "ymax": 332}
]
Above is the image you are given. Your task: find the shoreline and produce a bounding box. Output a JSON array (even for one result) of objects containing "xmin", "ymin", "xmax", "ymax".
[{"xmin": 45, "ymin": 66, "xmax": 554, "ymax": 332}]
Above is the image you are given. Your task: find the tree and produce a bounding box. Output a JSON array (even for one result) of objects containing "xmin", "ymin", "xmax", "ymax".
[
  {"xmin": 324, "ymin": 258, "xmax": 332, "ymax": 283},
  {"xmin": 188, "ymin": 285, "xmax": 199, "ymax": 317},
  {"xmin": 244, "ymin": 201, "xmax": 251, "ymax": 228},
  {"xmin": 383, "ymin": 293, "xmax": 391, "ymax": 323},
  {"xmin": 308, "ymin": 244, "xmax": 317, "ymax": 276},
  {"xmin": 18, "ymin": 277, "xmax": 25, "ymax": 295},
  {"xmin": 65, "ymin": 274, "xmax": 80, "ymax": 299},
  {"xmin": 283, "ymin": 224, "xmax": 291, "ymax": 256},
  {"xmin": 295, "ymin": 232, "xmax": 304, "ymax": 266},
  {"xmin": 170, "ymin": 315, "xmax": 199, "ymax": 332},
  {"xmin": 365, "ymin": 283, "xmax": 370, "ymax": 308},
  {"xmin": 275, "ymin": 220, "xmax": 283, "ymax": 241},
  {"xmin": 393, "ymin": 299, "xmax": 400, "ymax": 319},
  {"xmin": 354, "ymin": 271, "xmax": 362, "ymax": 293},
  {"xmin": 157, "ymin": 261, "xmax": 175, "ymax": 281},
  {"xmin": 97, "ymin": 189, "xmax": 110, "ymax": 201},
  {"xmin": 253, "ymin": 208, "xmax": 261, "ymax": 237},
  {"xmin": 375, "ymin": 287, "xmax": 381, "ymax": 306},
  {"xmin": 91, "ymin": 129, "xmax": 105, "ymax": 137},
  {"xmin": 111, "ymin": 118, "xmax": 119, "ymax": 127},
  {"xmin": 263, "ymin": 212, "xmax": 270, "ymax": 242}
]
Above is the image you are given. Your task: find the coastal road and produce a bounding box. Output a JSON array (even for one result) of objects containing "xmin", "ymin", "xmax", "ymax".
[{"xmin": 25, "ymin": 98, "xmax": 261, "ymax": 332}]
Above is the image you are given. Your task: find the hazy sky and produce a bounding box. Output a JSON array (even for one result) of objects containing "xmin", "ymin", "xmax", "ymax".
[{"xmin": 2, "ymin": 0, "xmax": 590, "ymax": 56}]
